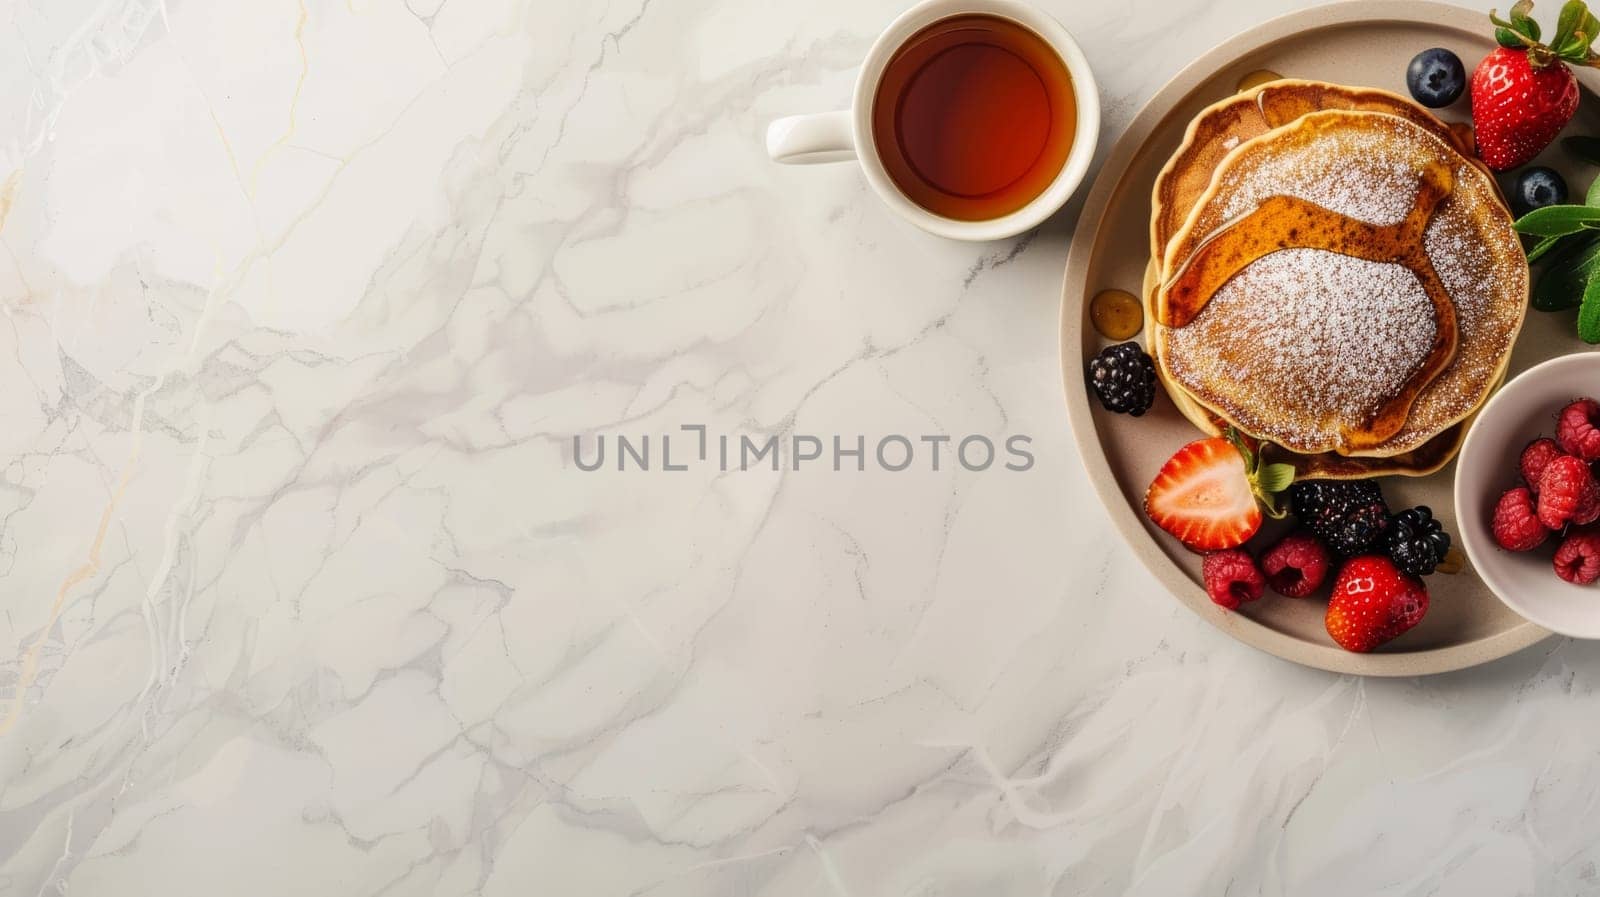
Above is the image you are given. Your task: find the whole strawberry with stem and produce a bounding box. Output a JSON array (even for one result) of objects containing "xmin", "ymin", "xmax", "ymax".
[{"xmin": 1472, "ymin": 0, "xmax": 1600, "ymax": 170}]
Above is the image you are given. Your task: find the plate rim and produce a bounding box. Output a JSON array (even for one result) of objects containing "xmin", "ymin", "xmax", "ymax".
[{"xmin": 1058, "ymin": 0, "xmax": 1553, "ymax": 676}]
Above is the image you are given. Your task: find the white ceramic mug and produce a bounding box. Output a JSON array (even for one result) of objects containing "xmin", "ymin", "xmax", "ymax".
[{"xmin": 765, "ymin": 0, "xmax": 1099, "ymax": 242}]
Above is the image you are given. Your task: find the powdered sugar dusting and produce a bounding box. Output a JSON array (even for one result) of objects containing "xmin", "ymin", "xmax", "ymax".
[
  {"xmin": 1216, "ymin": 118, "xmax": 1427, "ymax": 226},
  {"xmin": 1426, "ymin": 170, "xmax": 1494, "ymax": 322},
  {"xmin": 1168, "ymin": 248, "xmax": 1437, "ymax": 450},
  {"xmin": 1386, "ymin": 163, "xmax": 1527, "ymax": 442},
  {"xmin": 1163, "ymin": 112, "xmax": 1528, "ymax": 455}
]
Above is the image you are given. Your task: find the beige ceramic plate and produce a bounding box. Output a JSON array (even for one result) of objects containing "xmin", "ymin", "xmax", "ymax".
[{"xmin": 1059, "ymin": 0, "xmax": 1600, "ymax": 675}]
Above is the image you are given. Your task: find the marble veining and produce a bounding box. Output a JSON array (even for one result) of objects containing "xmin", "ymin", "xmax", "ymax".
[{"xmin": 1, "ymin": 0, "xmax": 1599, "ymax": 894}]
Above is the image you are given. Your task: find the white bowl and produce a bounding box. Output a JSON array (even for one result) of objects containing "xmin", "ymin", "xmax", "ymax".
[{"xmin": 1455, "ymin": 352, "xmax": 1600, "ymax": 638}]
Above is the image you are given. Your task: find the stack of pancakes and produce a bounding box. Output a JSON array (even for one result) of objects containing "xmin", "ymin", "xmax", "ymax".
[{"xmin": 1144, "ymin": 79, "xmax": 1528, "ymax": 479}]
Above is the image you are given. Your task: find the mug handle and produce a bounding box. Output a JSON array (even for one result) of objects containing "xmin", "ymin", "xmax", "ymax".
[{"xmin": 766, "ymin": 111, "xmax": 856, "ymax": 164}]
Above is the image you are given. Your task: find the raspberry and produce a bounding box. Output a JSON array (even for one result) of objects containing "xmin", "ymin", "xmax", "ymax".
[
  {"xmin": 1259, "ymin": 532, "xmax": 1332, "ymax": 597},
  {"xmin": 1538, "ymin": 455, "xmax": 1600, "ymax": 530},
  {"xmin": 1492, "ymin": 486, "xmax": 1549, "ymax": 551},
  {"xmin": 1556, "ymin": 398, "xmax": 1600, "ymax": 461},
  {"xmin": 1202, "ymin": 548, "xmax": 1265, "ymax": 609},
  {"xmin": 1554, "ymin": 531, "xmax": 1600, "ymax": 584},
  {"xmin": 1520, "ymin": 437, "xmax": 1566, "ymax": 492}
]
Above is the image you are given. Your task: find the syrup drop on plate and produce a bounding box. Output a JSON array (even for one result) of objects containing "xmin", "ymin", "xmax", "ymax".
[
  {"xmin": 1236, "ymin": 69, "xmax": 1284, "ymax": 92},
  {"xmin": 1091, "ymin": 289, "xmax": 1144, "ymax": 340}
]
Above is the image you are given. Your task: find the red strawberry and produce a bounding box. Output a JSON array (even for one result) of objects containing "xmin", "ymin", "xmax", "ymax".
[
  {"xmin": 1471, "ymin": 47, "xmax": 1578, "ymax": 169},
  {"xmin": 1325, "ymin": 555, "xmax": 1430, "ymax": 653},
  {"xmin": 1470, "ymin": 3, "xmax": 1600, "ymax": 171},
  {"xmin": 1144, "ymin": 433, "xmax": 1293, "ymax": 551}
]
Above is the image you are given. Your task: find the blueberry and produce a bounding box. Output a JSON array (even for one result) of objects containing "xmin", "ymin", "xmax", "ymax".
[
  {"xmin": 1513, "ymin": 166, "xmax": 1569, "ymax": 216},
  {"xmin": 1406, "ymin": 48, "xmax": 1465, "ymax": 108}
]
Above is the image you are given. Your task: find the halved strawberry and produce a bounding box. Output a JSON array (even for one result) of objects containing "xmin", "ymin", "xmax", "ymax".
[{"xmin": 1144, "ymin": 434, "xmax": 1292, "ymax": 551}]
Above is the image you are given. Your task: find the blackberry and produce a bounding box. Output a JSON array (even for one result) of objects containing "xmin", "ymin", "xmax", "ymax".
[
  {"xmin": 1384, "ymin": 505, "xmax": 1451, "ymax": 576},
  {"xmin": 1087, "ymin": 342, "xmax": 1157, "ymax": 416},
  {"xmin": 1289, "ymin": 480, "xmax": 1391, "ymax": 557}
]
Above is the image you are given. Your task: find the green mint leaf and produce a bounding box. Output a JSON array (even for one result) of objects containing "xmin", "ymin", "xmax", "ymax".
[
  {"xmin": 1578, "ymin": 264, "xmax": 1600, "ymax": 341},
  {"xmin": 1515, "ymin": 204, "xmax": 1600, "ymax": 235},
  {"xmin": 1535, "ymin": 233, "xmax": 1600, "ymax": 310},
  {"xmin": 1587, "ymin": 172, "xmax": 1600, "ymax": 206},
  {"xmin": 1528, "ymin": 233, "xmax": 1567, "ymax": 262}
]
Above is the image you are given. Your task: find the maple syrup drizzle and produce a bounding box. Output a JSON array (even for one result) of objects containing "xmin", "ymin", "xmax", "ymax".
[{"xmin": 1157, "ymin": 159, "xmax": 1459, "ymax": 450}]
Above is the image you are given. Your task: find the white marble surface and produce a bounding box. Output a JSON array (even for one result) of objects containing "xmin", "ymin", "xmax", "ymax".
[{"xmin": 3, "ymin": 0, "xmax": 1600, "ymax": 894}]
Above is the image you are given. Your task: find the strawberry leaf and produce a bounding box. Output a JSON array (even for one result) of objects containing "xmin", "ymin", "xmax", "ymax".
[
  {"xmin": 1259, "ymin": 496, "xmax": 1291, "ymax": 520},
  {"xmin": 1555, "ymin": 0, "xmax": 1584, "ymax": 47},
  {"xmin": 1497, "ymin": 25, "xmax": 1529, "ymax": 46},
  {"xmin": 1560, "ymin": 28, "xmax": 1598, "ymax": 59},
  {"xmin": 1222, "ymin": 426, "xmax": 1255, "ymax": 471},
  {"xmin": 1494, "ymin": 6, "xmax": 1545, "ymax": 45},
  {"xmin": 1224, "ymin": 427, "xmax": 1295, "ymax": 517},
  {"xmin": 1553, "ymin": 0, "xmax": 1600, "ymax": 60},
  {"xmin": 1513, "ymin": 0, "xmax": 1544, "ymax": 38},
  {"xmin": 1576, "ymin": 9, "xmax": 1600, "ymax": 46},
  {"xmin": 1256, "ymin": 463, "xmax": 1296, "ymax": 496}
]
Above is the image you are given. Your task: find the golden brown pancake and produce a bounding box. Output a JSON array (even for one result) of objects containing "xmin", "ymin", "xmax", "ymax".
[
  {"xmin": 1140, "ymin": 259, "xmax": 1474, "ymax": 479},
  {"xmin": 1150, "ymin": 79, "xmax": 1477, "ymax": 266},
  {"xmin": 1155, "ymin": 110, "xmax": 1525, "ymax": 458}
]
